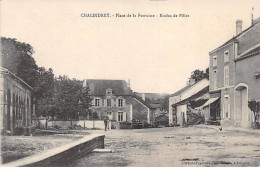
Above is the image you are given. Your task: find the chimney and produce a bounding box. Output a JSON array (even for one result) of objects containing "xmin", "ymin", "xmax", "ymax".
[
  {"xmin": 187, "ymin": 78, "xmax": 196, "ymax": 86},
  {"xmin": 236, "ymin": 20, "xmax": 243, "ymax": 35},
  {"xmin": 142, "ymin": 93, "xmax": 146, "ymax": 101}
]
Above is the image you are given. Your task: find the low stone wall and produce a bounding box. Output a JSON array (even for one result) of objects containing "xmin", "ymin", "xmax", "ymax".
[
  {"xmin": 33, "ymin": 119, "xmax": 111, "ymax": 130},
  {"xmin": 3, "ymin": 134, "xmax": 105, "ymax": 167}
]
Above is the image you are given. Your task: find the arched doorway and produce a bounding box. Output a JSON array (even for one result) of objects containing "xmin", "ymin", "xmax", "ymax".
[{"xmin": 235, "ymin": 83, "xmax": 250, "ymax": 128}]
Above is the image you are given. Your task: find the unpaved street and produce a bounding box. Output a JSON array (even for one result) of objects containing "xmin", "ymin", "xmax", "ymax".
[{"xmin": 66, "ymin": 126, "xmax": 260, "ymax": 167}]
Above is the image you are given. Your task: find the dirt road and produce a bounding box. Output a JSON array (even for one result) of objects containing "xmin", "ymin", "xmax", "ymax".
[{"xmin": 65, "ymin": 126, "xmax": 260, "ymax": 167}]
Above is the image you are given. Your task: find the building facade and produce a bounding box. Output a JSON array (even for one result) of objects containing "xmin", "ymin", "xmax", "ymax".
[
  {"xmin": 1, "ymin": 67, "xmax": 33, "ymax": 135},
  {"xmin": 209, "ymin": 18, "xmax": 260, "ymax": 128},
  {"xmin": 169, "ymin": 79, "xmax": 209, "ymax": 126},
  {"xmin": 135, "ymin": 92, "xmax": 169, "ymax": 118},
  {"xmin": 234, "ymin": 44, "xmax": 260, "ymax": 128},
  {"xmin": 87, "ymin": 79, "xmax": 155, "ymax": 128}
]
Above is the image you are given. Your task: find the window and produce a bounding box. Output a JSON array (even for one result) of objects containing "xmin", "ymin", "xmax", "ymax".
[
  {"xmin": 223, "ymin": 96, "xmax": 230, "ymax": 119},
  {"xmin": 95, "ymin": 99, "xmax": 100, "ymax": 107},
  {"xmin": 224, "ymin": 50, "xmax": 229, "ymax": 62},
  {"xmin": 118, "ymin": 99, "xmax": 123, "ymax": 107},
  {"xmin": 106, "ymin": 89, "xmax": 112, "ymax": 95},
  {"xmin": 107, "ymin": 112, "xmax": 112, "ymax": 115},
  {"xmin": 107, "ymin": 99, "xmax": 111, "ymax": 107},
  {"xmin": 117, "ymin": 112, "xmax": 126, "ymax": 122},
  {"xmin": 224, "ymin": 66, "xmax": 229, "ymax": 87},
  {"xmin": 213, "ymin": 70, "xmax": 218, "ymax": 89},
  {"xmin": 118, "ymin": 112, "xmax": 123, "ymax": 121},
  {"xmin": 213, "ymin": 56, "xmax": 217, "ymax": 67}
]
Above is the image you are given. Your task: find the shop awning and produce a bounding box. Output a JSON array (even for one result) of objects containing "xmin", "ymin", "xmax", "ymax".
[{"xmin": 195, "ymin": 97, "xmax": 219, "ymax": 110}]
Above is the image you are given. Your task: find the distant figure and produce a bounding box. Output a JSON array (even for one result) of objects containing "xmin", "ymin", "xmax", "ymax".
[
  {"xmin": 219, "ymin": 127, "xmax": 222, "ymax": 131},
  {"xmin": 104, "ymin": 116, "xmax": 109, "ymax": 131}
]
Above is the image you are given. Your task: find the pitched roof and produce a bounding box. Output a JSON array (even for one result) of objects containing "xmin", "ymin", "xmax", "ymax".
[
  {"xmin": 135, "ymin": 92, "xmax": 169, "ymax": 101},
  {"xmin": 169, "ymin": 78, "xmax": 208, "ymax": 97},
  {"xmin": 172, "ymin": 86, "xmax": 209, "ymax": 106},
  {"xmin": 87, "ymin": 79, "xmax": 132, "ymax": 96},
  {"xmin": 1, "ymin": 67, "xmax": 33, "ymax": 90},
  {"xmin": 235, "ymin": 43, "xmax": 260, "ymax": 61},
  {"xmin": 169, "ymin": 85, "xmax": 192, "ymax": 97},
  {"xmin": 133, "ymin": 93, "xmax": 155, "ymax": 109},
  {"xmin": 209, "ymin": 18, "xmax": 260, "ymax": 54}
]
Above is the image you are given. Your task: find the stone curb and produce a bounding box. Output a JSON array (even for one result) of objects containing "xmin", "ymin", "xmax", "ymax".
[{"xmin": 2, "ymin": 134, "xmax": 105, "ymax": 167}]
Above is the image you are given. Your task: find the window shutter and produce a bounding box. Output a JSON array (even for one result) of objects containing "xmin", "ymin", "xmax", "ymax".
[
  {"xmin": 111, "ymin": 99, "xmax": 114, "ymax": 107},
  {"xmin": 116, "ymin": 112, "xmax": 118, "ymax": 121},
  {"xmin": 92, "ymin": 99, "xmax": 95, "ymax": 106},
  {"xmin": 123, "ymin": 112, "xmax": 127, "ymax": 121},
  {"xmin": 104, "ymin": 99, "xmax": 107, "ymax": 107},
  {"xmin": 123, "ymin": 98, "xmax": 126, "ymax": 107}
]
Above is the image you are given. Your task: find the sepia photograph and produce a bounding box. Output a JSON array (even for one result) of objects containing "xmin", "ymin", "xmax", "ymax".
[{"xmin": 0, "ymin": 0, "xmax": 260, "ymax": 167}]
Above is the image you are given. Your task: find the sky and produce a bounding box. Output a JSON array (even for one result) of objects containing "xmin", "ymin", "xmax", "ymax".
[{"xmin": 1, "ymin": 0, "xmax": 260, "ymax": 94}]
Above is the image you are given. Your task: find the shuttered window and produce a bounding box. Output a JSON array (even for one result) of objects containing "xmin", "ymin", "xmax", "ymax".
[
  {"xmin": 223, "ymin": 96, "xmax": 230, "ymax": 119},
  {"xmin": 118, "ymin": 112, "xmax": 123, "ymax": 121},
  {"xmin": 118, "ymin": 99, "xmax": 123, "ymax": 107},
  {"xmin": 213, "ymin": 70, "xmax": 218, "ymax": 89},
  {"xmin": 95, "ymin": 98, "xmax": 100, "ymax": 107},
  {"xmin": 224, "ymin": 66, "xmax": 229, "ymax": 87},
  {"xmin": 117, "ymin": 112, "xmax": 126, "ymax": 122},
  {"xmin": 224, "ymin": 50, "xmax": 229, "ymax": 62}
]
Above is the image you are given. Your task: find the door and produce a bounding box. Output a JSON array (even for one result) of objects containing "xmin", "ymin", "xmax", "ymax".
[{"xmin": 241, "ymin": 88, "xmax": 249, "ymax": 128}]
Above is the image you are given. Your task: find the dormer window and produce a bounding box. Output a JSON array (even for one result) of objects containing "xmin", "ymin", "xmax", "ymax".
[{"xmin": 106, "ymin": 89, "xmax": 112, "ymax": 95}]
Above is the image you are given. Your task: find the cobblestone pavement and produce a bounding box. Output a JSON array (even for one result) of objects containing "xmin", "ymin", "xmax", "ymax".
[{"xmin": 65, "ymin": 126, "xmax": 260, "ymax": 167}]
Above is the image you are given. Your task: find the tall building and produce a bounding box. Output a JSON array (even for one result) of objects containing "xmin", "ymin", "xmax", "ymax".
[{"xmin": 209, "ymin": 18, "xmax": 260, "ymax": 128}]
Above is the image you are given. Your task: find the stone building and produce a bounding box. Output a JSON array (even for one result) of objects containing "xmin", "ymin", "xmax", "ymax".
[
  {"xmin": 135, "ymin": 92, "xmax": 169, "ymax": 118},
  {"xmin": 1, "ymin": 67, "xmax": 34, "ymax": 135},
  {"xmin": 209, "ymin": 18, "xmax": 260, "ymax": 128},
  {"xmin": 234, "ymin": 43, "xmax": 260, "ymax": 128},
  {"xmin": 86, "ymin": 79, "xmax": 155, "ymax": 129},
  {"xmin": 168, "ymin": 78, "xmax": 209, "ymax": 126}
]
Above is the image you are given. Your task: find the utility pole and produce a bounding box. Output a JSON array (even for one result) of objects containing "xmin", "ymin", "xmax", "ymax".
[{"xmin": 251, "ymin": 7, "xmax": 254, "ymax": 25}]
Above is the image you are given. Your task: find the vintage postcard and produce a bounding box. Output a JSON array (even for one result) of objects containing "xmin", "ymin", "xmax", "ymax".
[{"xmin": 0, "ymin": 0, "xmax": 260, "ymax": 167}]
